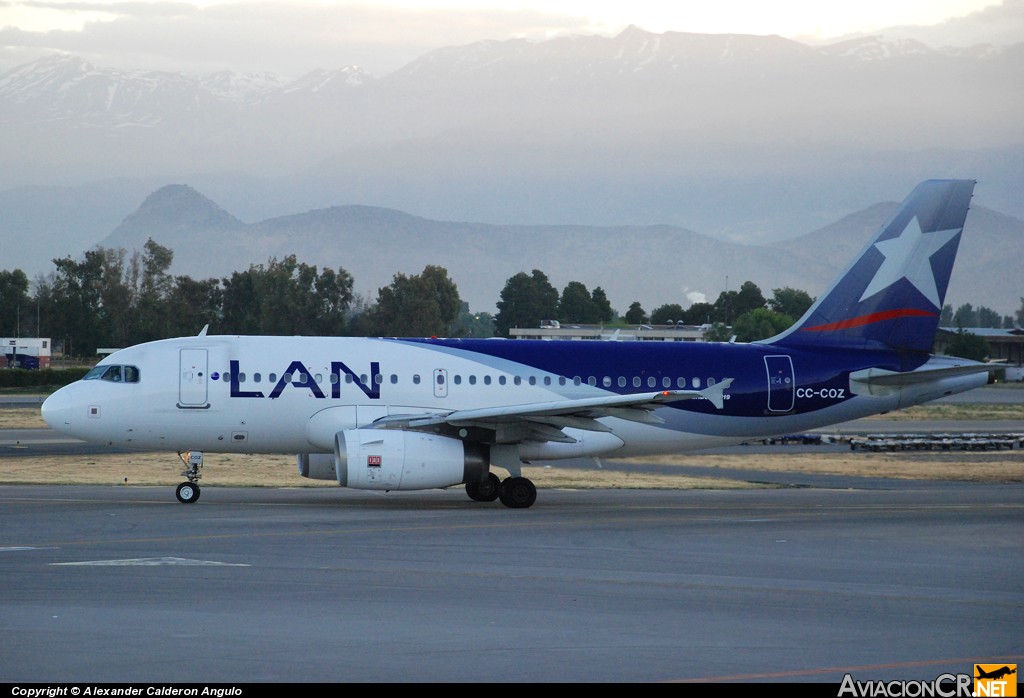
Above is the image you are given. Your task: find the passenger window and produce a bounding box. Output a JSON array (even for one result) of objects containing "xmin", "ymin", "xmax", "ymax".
[
  {"xmin": 528, "ymin": 376, "xmax": 536, "ymax": 386},
  {"xmin": 573, "ymin": 377, "xmax": 581, "ymax": 386},
  {"xmin": 315, "ymin": 373, "xmax": 323, "ymax": 383},
  {"xmin": 499, "ymin": 376, "xmax": 507, "ymax": 386},
  {"xmin": 603, "ymin": 377, "xmax": 612, "ymax": 387},
  {"xmin": 454, "ymin": 375, "xmax": 462, "ymax": 385},
  {"xmin": 374, "ymin": 374, "xmax": 383, "ymax": 385},
  {"xmin": 648, "ymin": 377, "xmax": 656, "ymax": 388},
  {"xmin": 588, "ymin": 377, "xmax": 596, "ymax": 386},
  {"xmin": 691, "ymin": 377, "xmax": 701, "ymax": 388},
  {"xmin": 238, "ymin": 372, "xmax": 247, "ymax": 382},
  {"xmin": 390, "ymin": 374, "xmax": 398, "ymax": 384},
  {"xmin": 269, "ymin": 373, "xmax": 277, "ymax": 383},
  {"xmin": 484, "ymin": 376, "xmax": 492, "ymax": 385},
  {"xmin": 633, "ymin": 377, "xmax": 641, "ymax": 388},
  {"xmin": 469, "ymin": 375, "xmax": 477, "ymax": 385},
  {"xmin": 255, "ymin": 372, "xmax": 263, "ymax": 383},
  {"xmin": 617, "ymin": 376, "xmax": 626, "ymax": 388},
  {"xmin": 663, "ymin": 377, "xmax": 671, "ymax": 388},
  {"xmin": 345, "ymin": 374, "xmax": 353, "ymax": 383},
  {"xmin": 413, "ymin": 374, "xmax": 421, "ymax": 384}
]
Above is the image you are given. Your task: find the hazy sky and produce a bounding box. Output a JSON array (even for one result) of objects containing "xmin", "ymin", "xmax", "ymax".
[{"xmin": 0, "ymin": 0, "xmax": 1019, "ymax": 77}]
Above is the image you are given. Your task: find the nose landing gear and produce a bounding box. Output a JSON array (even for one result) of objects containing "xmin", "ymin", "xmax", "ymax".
[{"xmin": 175, "ymin": 451, "xmax": 203, "ymax": 504}]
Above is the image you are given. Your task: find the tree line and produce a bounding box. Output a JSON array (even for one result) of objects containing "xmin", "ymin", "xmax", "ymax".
[{"xmin": 2, "ymin": 240, "xmax": 1023, "ymax": 357}]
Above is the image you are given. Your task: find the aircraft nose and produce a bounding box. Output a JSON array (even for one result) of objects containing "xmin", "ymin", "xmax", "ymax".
[{"xmin": 41, "ymin": 387, "xmax": 73, "ymax": 430}]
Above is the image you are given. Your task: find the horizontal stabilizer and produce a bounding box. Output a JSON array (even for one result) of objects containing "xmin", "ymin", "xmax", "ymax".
[{"xmin": 850, "ymin": 363, "xmax": 997, "ymax": 388}]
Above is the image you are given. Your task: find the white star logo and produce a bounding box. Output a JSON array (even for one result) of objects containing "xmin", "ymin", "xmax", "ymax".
[{"xmin": 858, "ymin": 216, "xmax": 961, "ymax": 307}]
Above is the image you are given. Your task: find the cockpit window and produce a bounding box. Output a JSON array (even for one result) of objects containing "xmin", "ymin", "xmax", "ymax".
[{"xmin": 83, "ymin": 365, "xmax": 140, "ymax": 383}]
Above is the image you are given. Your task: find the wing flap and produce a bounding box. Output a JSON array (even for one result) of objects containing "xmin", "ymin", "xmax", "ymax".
[{"xmin": 371, "ymin": 380, "xmax": 733, "ymax": 445}]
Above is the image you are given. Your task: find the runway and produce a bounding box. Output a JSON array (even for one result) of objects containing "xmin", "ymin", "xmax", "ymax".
[{"xmin": 1, "ymin": 482, "xmax": 1021, "ymax": 684}]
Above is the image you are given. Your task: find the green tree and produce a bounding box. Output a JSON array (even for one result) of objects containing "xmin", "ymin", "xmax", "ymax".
[
  {"xmin": 135, "ymin": 238, "xmax": 174, "ymax": 341},
  {"xmin": 451, "ymin": 302, "xmax": 495, "ymax": 338},
  {"xmin": 624, "ymin": 301, "xmax": 647, "ymax": 325},
  {"xmin": 953, "ymin": 303, "xmax": 977, "ymax": 328},
  {"xmin": 559, "ymin": 281, "xmax": 598, "ymax": 323},
  {"xmin": 366, "ymin": 265, "xmax": 461, "ymax": 337},
  {"xmin": 768, "ymin": 287, "xmax": 814, "ymax": 320},
  {"xmin": 494, "ymin": 269, "xmax": 559, "ymax": 336},
  {"xmin": 944, "ymin": 329, "xmax": 989, "ymax": 362},
  {"xmin": 941, "ymin": 304, "xmax": 953, "ymax": 325},
  {"xmin": 650, "ymin": 303, "xmax": 685, "ymax": 325},
  {"xmin": 46, "ymin": 250, "xmax": 107, "ymax": 356},
  {"xmin": 703, "ymin": 322, "xmax": 733, "ymax": 342},
  {"xmin": 166, "ymin": 276, "xmax": 223, "ymax": 337},
  {"xmin": 713, "ymin": 280, "xmax": 766, "ymax": 324},
  {"xmin": 731, "ymin": 308, "xmax": 794, "ymax": 342},
  {"xmin": 0, "ymin": 269, "xmax": 31, "ymax": 336},
  {"xmin": 683, "ymin": 302, "xmax": 715, "ymax": 325},
  {"xmin": 590, "ymin": 286, "xmax": 614, "ymax": 323},
  {"xmin": 976, "ymin": 306, "xmax": 1001, "ymax": 328},
  {"xmin": 221, "ymin": 255, "xmax": 353, "ymax": 335}
]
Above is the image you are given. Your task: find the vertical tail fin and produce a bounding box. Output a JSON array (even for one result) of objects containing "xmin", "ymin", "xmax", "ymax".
[{"xmin": 764, "ymin": 179, "xmax": 975, "ymax": 353}]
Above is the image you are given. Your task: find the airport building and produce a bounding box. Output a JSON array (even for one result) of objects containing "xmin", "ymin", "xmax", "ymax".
[
  {"xmin": 509, "ymin": 322, "xmax": 711, "ymax": 342},
  {"xmin": 935, "ymin": 327, "xmax": 1024, "ymax": 380},
  {"xmin": 2, "ymin": 337, "xmax": 52, "ymax": 369}
]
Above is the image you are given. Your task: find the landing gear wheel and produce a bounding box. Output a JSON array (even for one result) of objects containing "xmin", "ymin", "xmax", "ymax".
[
  {"xmin": 478, "ymin": 472, "xmax": 501, "ymax": 502},
  {"xmin": 176, "ymin": 481, "xmax": 201, "ymax": 504},
  {"xmin": 466, "ymin": 473, "xmax": 501, "ymax": 502},
  {"xmin": 498, "ymin": 476, "xmax": 537, "ymax": 509}
]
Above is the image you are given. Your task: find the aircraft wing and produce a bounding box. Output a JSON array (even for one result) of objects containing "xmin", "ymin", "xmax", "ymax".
[{"xmin": 372, "ymin": 379, "xmax": 733, "ymax": 444}]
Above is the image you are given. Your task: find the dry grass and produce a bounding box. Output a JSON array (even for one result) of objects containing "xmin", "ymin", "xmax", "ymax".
[
  {"xmin": 2, "ymin": 449, "xmax": 1021, "ymax": 490},
  {"xmin": 864, "ymin": 403, "xmax": 1024, "ymax": 421},
  {"xmin": 3, "ymin": 394, "xmax": 1023, "ymax": 489},
  {"xmin": 0, "ymin": 451, "xmax": 760, "ymax": 489},
  {"xmin": 0, "ymin": 408, "xmax": 47, "ymax": 429}
]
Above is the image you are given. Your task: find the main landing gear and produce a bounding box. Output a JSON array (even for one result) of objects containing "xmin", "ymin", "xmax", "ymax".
[
  {"xmin": 175, "ymin": 451, "xmax": 203, "ymax": 504},
  {"xmin": 465, "ymin": 472, "xmax": 537, "ymax": 509}
]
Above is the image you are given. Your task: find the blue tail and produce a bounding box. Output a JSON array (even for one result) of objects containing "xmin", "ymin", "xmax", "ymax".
[{"xmin": 764, "ymin": 179, "xmax": 975, "ymax": 353}]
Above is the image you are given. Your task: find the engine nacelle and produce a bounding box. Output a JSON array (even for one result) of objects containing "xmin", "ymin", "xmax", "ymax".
[{"xmin": 299, "ymin": 429, "xmax": 488, "ymax": 491}]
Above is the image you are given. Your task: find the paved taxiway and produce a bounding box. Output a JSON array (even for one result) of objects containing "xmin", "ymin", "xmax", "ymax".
[{"xmin": 1, "ymin": 482, "xmax": 1021, "ymax": 684}]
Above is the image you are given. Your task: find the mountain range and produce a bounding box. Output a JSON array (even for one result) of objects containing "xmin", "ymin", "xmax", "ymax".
[
  {"xmin": 1, "ymin": 26, "xmax": 1021, "ymax": 316},
  {"xmin": 91, "ymin": 184, "xmax": 1023, "ymax": 318}
]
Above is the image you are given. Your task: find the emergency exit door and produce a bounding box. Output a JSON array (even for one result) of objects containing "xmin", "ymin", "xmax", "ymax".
[
  {"xmin": 179, "ymin": 348, "xmax": 209, "ymax": 407},
  {"xmin": 764, "ymin": 355, "xmax": 795, "ymax": 412}
]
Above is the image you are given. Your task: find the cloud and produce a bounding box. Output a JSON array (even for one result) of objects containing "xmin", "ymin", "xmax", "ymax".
[
  {"xmin": 0, "ymin": 1, "xmax": 603, "ymax": 77},
  {"xmin": 685, "ymin": 291, "xmax": 707, "ymax": 305}
]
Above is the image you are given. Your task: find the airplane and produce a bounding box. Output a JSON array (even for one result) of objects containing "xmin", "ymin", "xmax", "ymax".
[
  {"xmin": 41, "ymin": 179, "xmax": 995, "ymax": 508},
  {"xmin": 975, "ymin": 666, "xmax": 1017, "ymax": 681}
]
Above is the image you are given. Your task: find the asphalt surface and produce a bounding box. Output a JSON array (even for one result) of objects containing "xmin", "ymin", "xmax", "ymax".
[
  {"xmin": 1, "ymin": 483, "xmax": 1021, "ymax": 684},
  {"xmin": 1, "ymin": 385, "xmax": 1021, "ymax": 684}
]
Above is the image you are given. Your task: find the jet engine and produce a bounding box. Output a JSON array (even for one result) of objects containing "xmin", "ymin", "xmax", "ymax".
[{"xmin": 297, "ymin": 429, "xmax": 488, "ymax": 491}]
